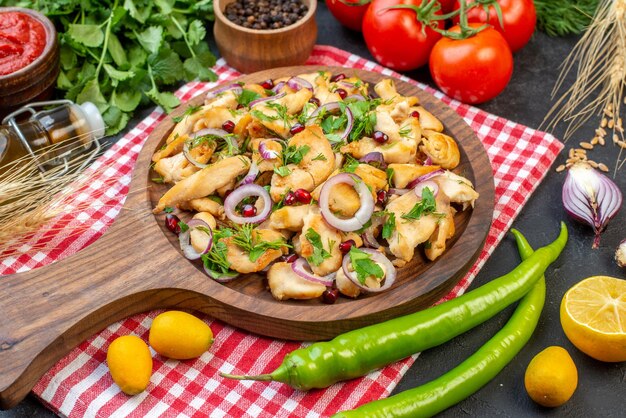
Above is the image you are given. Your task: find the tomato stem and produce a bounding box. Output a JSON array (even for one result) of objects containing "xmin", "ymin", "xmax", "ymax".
[{"xmin": 379, "ymin": 0, "xmax": 502, "ymax": 40}]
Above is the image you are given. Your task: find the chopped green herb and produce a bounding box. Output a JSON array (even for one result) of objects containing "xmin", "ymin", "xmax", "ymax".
[
  {"xmin": 232, "ymin": 224, "xmax": 289, "ymax": 262},
  {"xmin": 237, "ymin": 89, "xmax": 262, "ymax": 107},
  {"xmin": 343, "ymin": 155, "xmax": 360, "ymax": 173},
  {"xmin": 347, "ymin": 99, "xmax": 379, "ymax": 142},
  {"xmin": 164, "ymin": 206, "xmax": 174, "ymax": 214},
  {"xmin": 202, "ymin": 228, "xmax": 235, "ymax": 279},
  {"xmin": 398, "ymin": 124, "xmax": 412, "ymax": 137},
  {"xmin": 382, "ymin": 212, "xmax": 396, "ymax": 240},
  {"xmin": 401, "ymin": 187, "xmax": 437, "ymax": 221},
  {"xmin": 266, "ymin": 102, "xmax": 292, "ymax": 127},
  {"xmin": 282, "ymin": 144, "xmax": 310, "ymax": 166},
  {"xmin": 178, "ymin": 221, "xmax": 189, "ymax": 233},
  {"xmin": 152, "ymin": 176, "xmax": 165, "ymax": 184},
  {"xmin": 305, "ymin": 228, "xmax": 331, "ymax": 266},
  {"xmin": 312, "ymin": 153, "xmax": 327, "ymax": 161},
  {"xmin": 348, "ymin": 247, "xmax": 384, "ymax": 285},
  {"xmin": 172, "ymin": 104, "xmax": 201, "ymax": 123},
  {"xmin": 274, "ymin": 166, "xmax": 292, "ymax": 177},
  {"xmin": 386, "ymin": 168, "xmax": 395, "ymax": 188}
]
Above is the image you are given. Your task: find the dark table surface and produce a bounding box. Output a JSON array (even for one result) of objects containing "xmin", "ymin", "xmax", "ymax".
[{"xmin": 3, "ymin": 2, "xmax": 626, "ymax": 417}]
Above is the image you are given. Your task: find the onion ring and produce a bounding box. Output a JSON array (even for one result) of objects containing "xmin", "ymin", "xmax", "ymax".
[
  {"xmin": 258, "ymin": 141, "xmax": 280, "ymax": 160},
  {"xmin": 287, "ymin": 76, "xmax": 314, "ymax": 92},
  {"xmin": 341, "ymin": 249, "xmax": 396, "ymax": 293},
  {"xmin": 237, "ymin": 160, "xmax": 259, "ymax": 186},
  {"xmin": 249, "ymin": 92, "xmax": 286, "ymax": 108},
  {"xmin": 319, "ymin": 173, "xmax": 374, "ymax": 232},
  {"xmin": 224, "ymin": 183, "xmax": 272, "ymax": 224},
  {"xmin": 291, "ymin": 257, "xmax": 335, "ymax": 286},
  {"xmin": 206, "ymin": 83, "xmax": 243, "ymax": 101},
  {"xmin": 183, "ymin": 128, "xmax": 230, "ymax": 169},
  {"xmin": 414, "ymin": 180, "xmax": 439, "ymax": 199},
  {"xmin": 203, "ymin": 265, "xmax": 240, "ymax": 283},
  {"xmin": 406, "ymin": 168, "xmax": 445, "ymax": 189},
  {"xmin": 179, "ymin": 219, "xmax": 213, "ymax": 260}
]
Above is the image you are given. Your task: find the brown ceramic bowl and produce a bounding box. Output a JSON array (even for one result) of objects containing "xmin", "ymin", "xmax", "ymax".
[
  {"xmin": 0, "ymin": 7, "xmax": 59, "ymax": 119},
  {"xmin": 213, "ymin": 0, "xmax": 317, "ymax": 73}
]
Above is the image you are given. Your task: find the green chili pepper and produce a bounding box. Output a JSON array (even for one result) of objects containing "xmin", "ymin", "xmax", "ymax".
[
  {"xmin": 221, "ymin": 223, "xmax": 567, "ymax": 391},
  {"xmin": 331, "ymin": 229, "xmax": 546, "ymax": 417}
]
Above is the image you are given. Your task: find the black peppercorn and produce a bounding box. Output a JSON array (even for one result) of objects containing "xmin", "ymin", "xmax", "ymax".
[{"xmin": 225, "ymin": 0, "xmax": 308, "ymax": 30}]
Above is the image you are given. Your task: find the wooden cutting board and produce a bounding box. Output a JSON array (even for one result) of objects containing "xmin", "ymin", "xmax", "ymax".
[{"xmin": 0, "ymin": 66, "xmax": 495, "ymax": 409}]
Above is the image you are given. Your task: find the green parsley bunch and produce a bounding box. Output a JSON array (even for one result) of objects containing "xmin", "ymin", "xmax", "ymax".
[{"xmin": 3, "ymin": 0, "xmax": 217, "ymax": 134}]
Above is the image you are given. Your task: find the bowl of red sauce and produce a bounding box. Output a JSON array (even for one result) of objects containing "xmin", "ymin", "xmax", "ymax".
[{"xmin": 0, "ymin": 7, "xmax": 59, "ymax": 118}]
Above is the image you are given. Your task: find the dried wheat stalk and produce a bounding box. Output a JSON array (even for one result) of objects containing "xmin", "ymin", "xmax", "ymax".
[{"xmin": 544, "ymin": 0, "xmax": 626, "ymax": 174}]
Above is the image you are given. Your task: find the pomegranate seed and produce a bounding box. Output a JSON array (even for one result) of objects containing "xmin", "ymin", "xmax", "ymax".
[
  {"xmin": 376, "ymin": 190, "xmax": 388, "ymax": 205},
  {"xmin": 339, "ymin": 239, "xmax": 356, "ymax": 254},
  {"xmin": 373, "ymin": 131, "xmax": 389, "ymax": 144},
  {"xmin": 322, "ymin": 288, "xmax": 339, "ymax": 304},
  {"xmin": 281, "ymin": 253, "xmax": 299, "ymax": 263},
  {"xmin": 336, "ymin": 88, "xmax": 348, "ymax": 100},
  {"xmin": 165, "ymin": 214, "xmax": 181, "ymax": 235},
  {"xmin": 294, "ymin": 188, "xmax": 312, "ymax": 204},
  {"xmin": 283, "ymin": 191, "xmax": 297, "ymax": 206},
  {"xmin": 260, "ymin": 79, "xmax": 274, "ymax": 89},
  {"xmin": 242, "ymin": 204, "xmax": 257, "ymax": 217},
  {"xmin": 410, "ymin": 110, "xmax": 420, "ymax": 119},
  {"xmin": 236, "ymin": 104, "xmax": 244, "ymax": 110},
  {"xmin": 222, "ymin": 120, "xmax": 235, "ymax": 133},
  {"xmin": 290, "ymin": 123, "xmax": 305, "ymax": 135},
  {"xmin": 331, "ymin": 73, "xmax": 346, "ymax": 82},
  {"xmin": 309, "ymin": 97, "xmax": 321, "ymax": 107}
]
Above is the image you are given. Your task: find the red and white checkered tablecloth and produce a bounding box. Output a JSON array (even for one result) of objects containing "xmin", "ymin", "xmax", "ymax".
[{"xmin": 0, "ymin": 46, "xmax": 563, "ymax": 418}]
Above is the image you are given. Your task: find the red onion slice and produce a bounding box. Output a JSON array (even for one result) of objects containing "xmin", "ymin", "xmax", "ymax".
[
  {"xmin": 183, "ymin": 128, "xmax": 231, "ymax": 169},
  {"xmin": 423, "ymin": 156, "xmax": 433, "ymax": 166},
  {"xmin": 249, "ymin": 92, "xmax": 286, "ymax": 108},
  {"xmin": 291, "ymin": 257, "xmax": 335, "ymax": 286},
  {"xmin": 224, "ymin": 183, "xmax": 272, "ymax": 224},
  {"xmin": 287, "ymin": 76, "xmax": 314, "ymax": 92},
  {"xmin": 307, "ymin": 102, "xmax": 354, "ymax": 140},
  {"xmin": 258, "ymin": 141, "xmax": 280, "ymax": 160},
  {"xmin": 362, "ymin": 229, "xmax": 381, "ymax": 249},
  {"xmin": 271, "ymin": 81, "xmax": 286, "ymax": 93},
  {"xmin": 206, "ymin": 84, "xmax": 243, "ymax": 101},
  {"xmin": 563, "ymin": 162, "xmax": 623, "ymax": 248},
  {"xmin": 345, "ymin": 94, "xmax": 366, "ymax": 102},
  {"xmin": 237, "ymin": 160, "xmax": 260, "ymax": 186},
  {"xmin": 406, "ymin": 169, "xmax": 445, "ymax": 189},
  {"xmin": 414, "ymin": 180, "xmax": 439, "ymax": 199},
  {"xmin": 319, "ymin": 173, "xmax": 374, "ymax": 232},
  {"xmin": 359, "ymin": 152, "xmax": 387, "ymax": 169},
  {"xmin": 389, "ymin": 188, "xmax": 410, "ymax": 196},
  {"xmin": 179, "ymin": 219, "xmax": 213, "ymax": 260},
  {"xmin": 341, "ymin": 249, "xmax": 396, "ymax": 293}
]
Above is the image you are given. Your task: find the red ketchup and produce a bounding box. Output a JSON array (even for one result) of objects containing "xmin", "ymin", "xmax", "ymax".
[{"xmin": 0, "ymin": 11, "xmax": 46, "ymax": 76}]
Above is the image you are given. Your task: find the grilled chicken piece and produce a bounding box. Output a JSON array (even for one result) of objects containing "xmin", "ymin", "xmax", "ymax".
[
  {"xmin": 252, "ymin": 89, "xmax": 313, "ymax": 137},
  {"xmin": 267, "ymin": 262, "xmax": 326, "ymax": 301},
  {"xmin": 152, "ymin": 134, "xmax": 187, "ymax": 162},
  {"xmin": 420, "ymin": 130, "xmax": 460, "ymax": 170},
  {"xmin": 204, "ymin": 89, "xmax": 239, "ymax": 108},
  {"xmin": 269, "ymin": 205, "xmax": 310, "ymax": 231},
  {"xmin": 179, "ymin": 198, "xmax": 225, "ymax": 220},
  {"xmin": 223, "ymin": 229, "xmax": 288, "ymax": 274},
  {"xmin": 153, "ymin": 156, "xmax": 250, "ymax": 213},
  {"xmin": 270, "ymin": 126, "xmax": 335, "ymax": 202},
  {"xmin": 190, "ymin": 107, "xmax": 244, "ymax": 132},
  {"xmin": 311, "ymin": 164, "xmax": 387, "ymax": 217},
  {"xmin": 335, "ymin": 267, "xmax": 361, "ymax": 298},
  {"xmin": 190, "ymin": 212, "xmax": 217, "ymax": 254},
  {"xmin": 298, "ymin": 209, "xmax": 343, "ymax": 276},
  {"xmin": 388, "ymin": 163, "xmax": 442, "ymax": 188},
  {"xmin": 340, "ymin": 137, "xmax": 417, "ymax": 164},
  {"xmin": 373, "ymin": 79, "xmax": 419, "ymax": 108},
  {"xmin": 425, "ymin": 208, "xmax": 456, "ymax": 261},
  {"xmin": 153, "ymin": 153, "xmax": 192, "ymax": 184},
  {"xmin": 251, "ymin": 138, "xmax": 283, "ymax": 172},
  {"xmin": 386, "ymin": 189, "xmax": 450, "ymax": 263},
  {"xmin": 433, "ymin": 170, "xmax": 479, "ymax": 209},
  {"xmin": 411, "ymin": 106, "xmax": 444, "ymax": 132}
]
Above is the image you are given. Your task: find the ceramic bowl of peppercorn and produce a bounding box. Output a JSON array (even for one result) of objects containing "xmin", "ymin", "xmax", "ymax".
[{"xmin": 214, "ymin": 0, "xmax": 317, "ymax": 73}]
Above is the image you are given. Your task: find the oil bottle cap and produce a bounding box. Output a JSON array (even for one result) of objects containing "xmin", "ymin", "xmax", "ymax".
[{"xmin": 79, "ymin": 102, "xmax": 105, "ymax": 139}]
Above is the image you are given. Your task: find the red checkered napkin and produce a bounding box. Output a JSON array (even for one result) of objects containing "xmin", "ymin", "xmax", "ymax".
[{"xmin": 1, "ymin": 46, "xmax": 563, "ymax": 417}]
